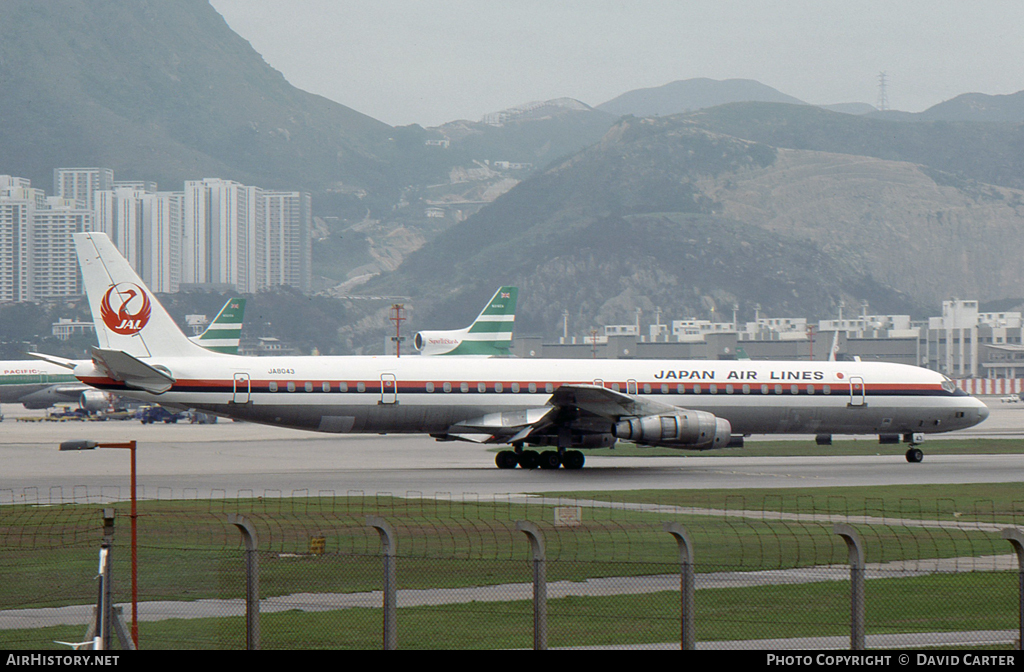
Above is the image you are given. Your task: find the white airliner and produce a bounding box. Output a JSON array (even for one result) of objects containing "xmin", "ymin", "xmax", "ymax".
[
  {"xmin": 69, "ymin": 232, "xmax": 987, "ymax": 469},
  {"xmin": 1, "ymin": 297, "xmax": 246, "ymax": 411}
]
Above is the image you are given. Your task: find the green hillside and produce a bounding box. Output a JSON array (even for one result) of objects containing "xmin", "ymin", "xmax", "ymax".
[{"xmin": 366, "ymin": 111, "xmax": 1024, "ymax": 339}]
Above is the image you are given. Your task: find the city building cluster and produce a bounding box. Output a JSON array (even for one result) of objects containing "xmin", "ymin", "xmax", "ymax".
[
  {"xmin": 526, "ymin": 299, "xmax": 1024, "ymax": 386},
  {"xmin": 1, "ymin": 168, "xmax": 312, "ymax": 303}
]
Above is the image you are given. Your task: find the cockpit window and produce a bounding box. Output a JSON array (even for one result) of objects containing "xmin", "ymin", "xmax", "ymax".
[{"xmin": 941, "ymin": 380, "xmax": 956, "ymax": 394}]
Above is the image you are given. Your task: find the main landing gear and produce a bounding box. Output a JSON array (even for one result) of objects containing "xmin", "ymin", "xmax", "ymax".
[
  {"xmin": 495, "ymin": 448, "xmax": 586, "ymax": 470},
  {"xmin": 905, "ymin": 447, "xmax": 924, "ymax": 463}
]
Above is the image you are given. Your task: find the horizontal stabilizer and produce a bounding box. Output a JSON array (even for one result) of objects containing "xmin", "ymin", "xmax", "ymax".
[
  {"xmin": 91, "ymin": 347, "xmax": 175, "ymax": 394},
  {"xmin": 27, "ymin": 352, "xmax": 78, "ymax": 370}
]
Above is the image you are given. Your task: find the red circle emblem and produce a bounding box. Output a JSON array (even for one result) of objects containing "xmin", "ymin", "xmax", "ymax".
[
  {"xmin": 100, "ymin": 283, "xmax": 152, "ymax": 335},
  {"xmin": 836, "ymin": 372, "xmax": 845, "ymax": 379}
]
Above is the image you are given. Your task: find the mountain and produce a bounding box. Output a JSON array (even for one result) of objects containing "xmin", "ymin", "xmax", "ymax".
[
  {"xmin": 0, "ymin": 0, "xmax": 392, "ymax": 193},
  {"xmin": 685, "ymin": 102, "xmax": 1024, "ymax": 192},
  {"xmin": 597, "ymin": 78, "xmax": 806, "ymax": 117},
  {"xmin": 366, "ymin": 111, "xmax": 1024, "ymax": 339},
  {"xmin": 818, "ymin": 103, "xmax": 877, "ymax": 115},
  {"xmin": 917, "ymin": 90, "xmax": 1024, "ymax": 123}
]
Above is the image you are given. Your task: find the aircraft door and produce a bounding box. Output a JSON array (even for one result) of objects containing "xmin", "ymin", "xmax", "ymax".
[
  {"xmin": 232, "ymin": 373, "xmax": 250, "ymax": 404},
  {"xmin": 848, "ymin": 376, "xmax": 866, "ymax": 407},
  {"xmin": 381, "ymin": 373, "xmax": 398, "ymax": 405}
]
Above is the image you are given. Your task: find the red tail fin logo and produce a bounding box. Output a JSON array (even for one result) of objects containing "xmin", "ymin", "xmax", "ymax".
[{"xmin": 100, "ymin": 283, "xmax": 152, "ymax": 335}]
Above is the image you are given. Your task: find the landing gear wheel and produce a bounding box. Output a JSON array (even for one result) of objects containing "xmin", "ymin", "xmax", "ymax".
[
  {"xmin": 496, "ymin": 450, "xmax": 518, "ymax": 469},
  {"xmin": 518, "ymin": 450, "xmax": 539, "ymax": 469},
  {"xmin": 539, "ymin": 450, "xmax": 562, "ymax": 469},
  {"xmin": 905, "ymin": 447, "xmax": 924, "ymax": 463},
  {"xmin": 562, "ymin": 450, "xmax": 585, "ymax": 470}
]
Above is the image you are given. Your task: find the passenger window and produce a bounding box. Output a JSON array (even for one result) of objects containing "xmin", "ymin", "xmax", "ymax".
[
  {"xmin": 460, "ymin": 382, "xmax": 469, "ymax": 393},
  {"xmin": 725, "ymin": 384, "xmax": 734, "ymax": 394},
  {"xmin": 611, "ymin": 383, "xmax": 620, "ymax": 392},
  {"xmin": 322, "ymin": 382, "xmax": 330, "ymax": 392},
  {"xmin": 545, "ymin": 382, "xmax": 554, "ymax": 393},
  {"xmin": 339, "ymin": 382, "xmax": 348, "ymax": 392},
  {"xmin": 807, "ymin": 385, "xmax": 814, "ymax": 395},
  {"xmin": 761, "ymin": 384, "xmax": 769, "ymax": 395},
  {"xmin": 693, "ymin": 384, "xmax": 702, "ymax": 394},
  {"xmin": 495, "ymin": 382, "xmax": 503, "ymax": 393},
  {"xmin": 269, "ymin": 382, "xmax": 278, "ymax": 392},
  {"xmin": 677, "ymin": 384, "xmax": 685, "ymax": 394},
  {"xmin": 823, "ymin": 385, "xmax": 831, "ymax": 395},
  {"xmin": 710, "ymin": 384, "xmax": 718, "ymax": 394},
  {"xmin": 791, "ymin": 385, "xmax": 799, "ymax": 395},
  {"xmin": 511, "ymin": 382, "xmax": 520, "ymax": 393},
  {"xmin": 443, "ymin": 382, "xmax": 452, "ymax": 393},
  {"xmin": 661, "ymin": 384, "xmax": 669, "ymax": 394},
  {"xmin": 426, "ymin": 382, "xmax": 435, "ymax": 393},
  {"xmin": 287, "ymin": 382, "xmax": 296, "ymax": 392},
  {"xmin": 305, "ymin": 382, "xmax": 314, "ymax": 392},
  {"xmin": 643, "ymin": 383, "xmax": 651, "ymax": 394},
  {"xmin": 528, "ymin": 383, "xmax": 537, "ymax": 393},
  {"xmin": 357, "ymin": 382, "xmax": 365, "ymax": 393},
  {"xmin": 477, "ymin": 382, "xmax": 486, "ymax": 393},
  {"xmin": 742, "ymin": 384, "xmax": 750, "ymax": 395},
  {"xmin": 775, "ymin": 385, "xmax": 783, "ymax": 395}
]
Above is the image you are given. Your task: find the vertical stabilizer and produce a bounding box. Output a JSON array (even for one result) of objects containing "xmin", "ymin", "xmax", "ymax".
[
  {"xmin": 189, "ymin": 298, "xmax": 246, "ymax": 354},
  {"xmin": 75, "ymin": 232, "xmax": 207, "ymax": 359}
]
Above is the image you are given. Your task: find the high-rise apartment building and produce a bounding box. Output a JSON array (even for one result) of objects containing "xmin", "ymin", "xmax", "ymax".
[
  {"xmin": 54, "ymin": 167, "xmax": 114, "ymax": 211},
  {"xmin": 262, "ymin": 191, "xmax": 312, "ymax": 293},
  {"xmin": 29, "ymin": 199, "xmax": 93, "ymax": 300},
  {"xmin": 0, "ymin": 194, "xmax": 31, "ymax": 303},
  {"xmin": 183, "ymin": 179, "xmax": 263, "ymax": 292},
  {"xmin": 94, "ymin": 188, "xmax": 182, "ymax": 293}
]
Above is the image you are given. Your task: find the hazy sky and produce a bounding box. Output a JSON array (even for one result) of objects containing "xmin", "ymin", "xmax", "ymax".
[{"xmin": 211, "ymin": 0, "xmax": 1024, "ymax": 128}]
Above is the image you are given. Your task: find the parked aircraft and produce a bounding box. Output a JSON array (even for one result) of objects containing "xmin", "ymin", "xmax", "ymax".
[
  {"xmin": 414, "ymin": 287, "xmax": 517, "ymax": 356},
  {"xmin": 67, "ymin": 232, "xmax": 988, "ymax": 468},
  {"xmin": 2, "ymin": 296, "xmax": 246, "ymax": 411}
]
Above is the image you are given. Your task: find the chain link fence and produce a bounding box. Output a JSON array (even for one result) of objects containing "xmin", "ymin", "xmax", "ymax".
[{"xmin": 1, "ymin": 488, "xmax": 1022, "ymax": 649}]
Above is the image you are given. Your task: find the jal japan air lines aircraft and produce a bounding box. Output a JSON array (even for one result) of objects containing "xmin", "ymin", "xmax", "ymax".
[{"xmin": 66, "ymin": 232, "xmax": 988, "ymax": 470}]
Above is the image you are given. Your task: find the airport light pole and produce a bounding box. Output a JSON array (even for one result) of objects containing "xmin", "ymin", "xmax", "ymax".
[{"xmin": 60, "ymin": 440, "xmax": 139, "ymax": 649}]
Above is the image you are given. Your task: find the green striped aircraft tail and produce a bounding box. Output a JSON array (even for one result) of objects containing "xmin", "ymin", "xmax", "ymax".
[
  {"xmin": 189, "ymin": 298, "xmax": 246, "ymax": 354},
  {"xmin": 414, "ymin": 287, "xmax": 517, "ymax": 356}
]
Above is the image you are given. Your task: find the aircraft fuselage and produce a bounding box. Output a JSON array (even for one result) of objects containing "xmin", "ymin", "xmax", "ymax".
[{"xmin": 75, "ymin": 355, "xmax": 989, "ymax": 442}]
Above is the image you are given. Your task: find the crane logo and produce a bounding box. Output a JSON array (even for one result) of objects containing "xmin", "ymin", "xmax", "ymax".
[{"xmin": 100, "ymin": 283, "xmax": 152, "ymax": 335}]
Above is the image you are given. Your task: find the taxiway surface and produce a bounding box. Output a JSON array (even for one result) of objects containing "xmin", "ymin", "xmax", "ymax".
[{"xmin": 2, "ymin": 400, "xmax": 1023, "ymax": 501}]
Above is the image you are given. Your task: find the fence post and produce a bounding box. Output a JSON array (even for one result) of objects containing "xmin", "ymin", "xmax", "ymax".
[
  {"xmin": 663, "ymin": 522, "xmax": 696, "ymax": 650},
  {"xmin": 515, "ymin": 521, "xmax": 547, "ymax": 650},
  {"xmin": 367, "ymin": 516, "xmax": 398, "ymax": 650},
  {"xmin": 834, "ymin": 523, "xmax": 865, "ymax": 650},
  {"xmin": 1001, "ymin": 528, "xmax": 1024, "ymax": 650},
  {"xmin": 100, "ymin": 509, "xmax": 114, "ymax": 651},
  {"xmin": 226, "ymin": 514, "xmax": 260, "ymax": 650}
]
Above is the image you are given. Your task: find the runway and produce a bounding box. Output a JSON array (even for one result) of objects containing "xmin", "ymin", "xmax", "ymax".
[{"xmin": 2, "ymin": 400, "xmax": 1023, "ymax": 501}]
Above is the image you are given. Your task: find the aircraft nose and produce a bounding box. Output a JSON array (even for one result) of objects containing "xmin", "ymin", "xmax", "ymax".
[{"xmin": 976, "ymin": 402, "xmax": 990, "ymax": 423}]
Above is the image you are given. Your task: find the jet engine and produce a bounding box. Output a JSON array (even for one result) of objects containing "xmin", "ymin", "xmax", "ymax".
[
  {"xmin": 612, "ymin": 410, "xmax": 731, "ymax": 449},
  {"xmin": 79, "ymin": 390, "xmax": 110, "ymax": 413},
  {"xmin": 413, "ymin": 331, "xmax": 464, "ymax": 356}
]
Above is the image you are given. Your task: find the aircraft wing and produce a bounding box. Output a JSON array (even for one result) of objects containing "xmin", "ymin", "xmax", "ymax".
[
  {"xmin": 445, "ymin": 383, "xmax": 675, "ymax": 443},
  {"xmin": 548, "ymin": 383, "xmax": 679, "ymax": 420},
  {"xmin": 90, "ymin": 347, "xmax": 175, "ymax": 394}
]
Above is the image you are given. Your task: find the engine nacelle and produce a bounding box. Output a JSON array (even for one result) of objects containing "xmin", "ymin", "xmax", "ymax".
[
  {"xmin": 613, "ymin": 410, "xmax": 731, "ymax": 450},
  {"xmin": 413, "ymin": 331, "xmax": 465, "ymax": 356},
  {"xmin": 79, "ymin": 390, "xmax": 110, "ymax": 412}
]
